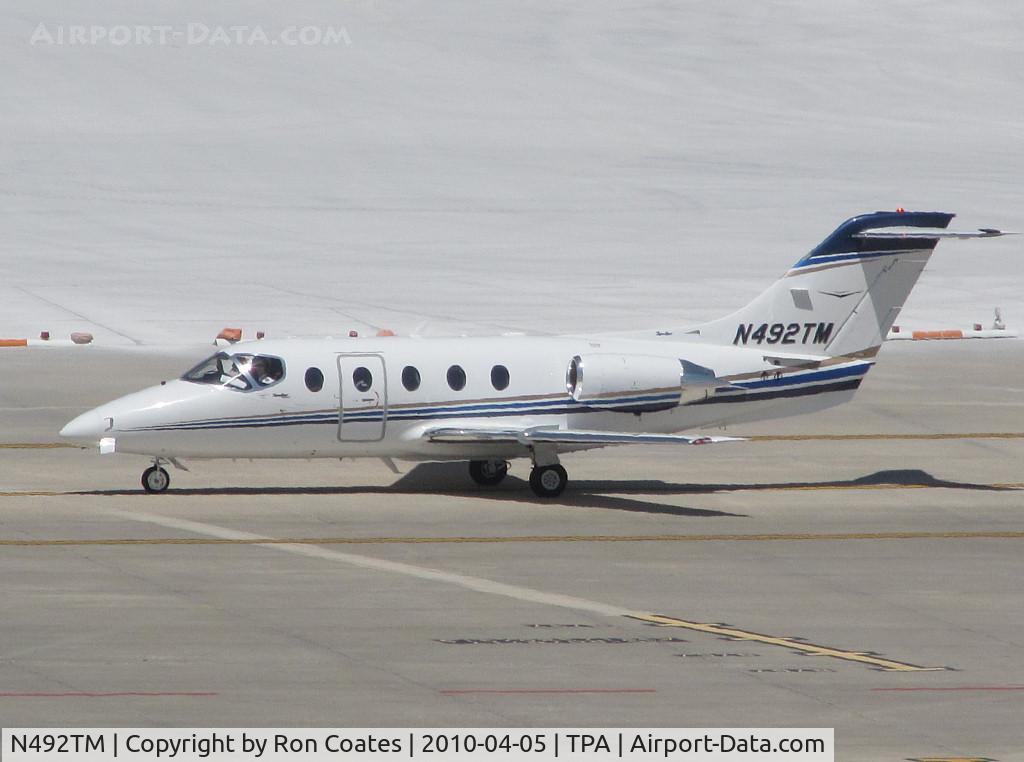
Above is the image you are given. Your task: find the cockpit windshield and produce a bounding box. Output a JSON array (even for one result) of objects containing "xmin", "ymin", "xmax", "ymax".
[{"xmin": 182, "ymin": 352, "xmax": 286, "ymax": 391}]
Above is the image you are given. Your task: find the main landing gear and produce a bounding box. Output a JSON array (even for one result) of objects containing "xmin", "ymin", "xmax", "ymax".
[
  {"xmin": 529, "ymin": 463, "xmax": 567, "ymax": 498},
  {"xmin": 528, "ymin": 447, "xmax": 568, "ymax": 498},
  {"xmin": 141, "ymin": 459, "xmax": 170, "ymax": 493},
  {"xmin": 528, "ymin": 446, "xmax": 569, "ymax": 499},
  {"xmin": 468, "ymin": 459, "xmax": 509, "ymax": 486},
  {"xmin": 467, "ymin": 455, "xmax": 568, "ymax": 498}
]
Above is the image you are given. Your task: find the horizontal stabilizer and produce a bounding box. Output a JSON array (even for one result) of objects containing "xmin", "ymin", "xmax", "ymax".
[
  {"xmin": 854, "ymin": 228, "xmax": 1017, "ymax": 240},
  {"xmin": 425, "ymin": 426, "xmax": 744, "ymax": 447}
]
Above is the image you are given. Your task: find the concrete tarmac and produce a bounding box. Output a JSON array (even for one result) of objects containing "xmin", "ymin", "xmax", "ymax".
[{"xmin": 1, "ymin": 340, "xmax": 1023, "ymax": 761}]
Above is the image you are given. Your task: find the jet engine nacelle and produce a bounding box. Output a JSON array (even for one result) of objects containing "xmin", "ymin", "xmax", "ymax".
[
  {"xmin": 566, "ymin": 354, "xmax": 727, "ymax": 412},
  {"xmin": 565, "ymin": 354, "xmax": 683, "ymax": 411}
]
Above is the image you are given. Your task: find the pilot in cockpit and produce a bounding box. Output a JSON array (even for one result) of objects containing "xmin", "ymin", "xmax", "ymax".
[
  {"xmin": 251, "ymin": 356, "xmax": 276, "ymax": 387},
  {"xmin": 182, "ymin": 352, "xmax": 283, "ymax": 391},
  {"xmin": 250, "ymin": 356, "xmax": 269, "ymax": 386},
  {"xmin": 249, "ymin": 355, "xmax": 285, "ymax": 387}
]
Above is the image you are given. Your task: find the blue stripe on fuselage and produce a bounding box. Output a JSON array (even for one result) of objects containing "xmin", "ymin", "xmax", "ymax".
[
  {"xmin": 125, "ymin": 363, "xmax": 871, "ymax": 432},
  {"xmin": 736, "ymin": 362, "xmax": 870, "ymax": 390}
]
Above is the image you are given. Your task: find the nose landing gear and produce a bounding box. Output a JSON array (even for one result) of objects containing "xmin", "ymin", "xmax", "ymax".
[{"xmin": 141, "ymin": 460, "xmax": 170, "ymax": 493}]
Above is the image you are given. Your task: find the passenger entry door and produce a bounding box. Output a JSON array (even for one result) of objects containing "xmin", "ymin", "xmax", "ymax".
[{"xmin": 337, "ymin": 354, "xmax": 387, "ymax": 442}]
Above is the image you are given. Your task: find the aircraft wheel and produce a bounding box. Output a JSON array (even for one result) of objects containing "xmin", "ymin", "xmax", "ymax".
[
  {"xmin": 469, "ymin": 459, "xmax": 509, "ymax": 486},
  {"xmin": 141, "ymin": 465, "xmax": 170, "ymax": 493},
  {"xmin": 529, "ymin": 464, "xmax": 567, "ymax": 498}
]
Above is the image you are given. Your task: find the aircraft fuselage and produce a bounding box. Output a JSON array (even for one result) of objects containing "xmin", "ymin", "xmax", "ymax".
[{"xmin": 62, "ymin": 334, "xmax": 867, "ymax": 460}]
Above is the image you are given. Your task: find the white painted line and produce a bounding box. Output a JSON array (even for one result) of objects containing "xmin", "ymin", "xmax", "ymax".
[{"xmin": 109, "ymin": 510, "xmax": 638, "ymax": 618}]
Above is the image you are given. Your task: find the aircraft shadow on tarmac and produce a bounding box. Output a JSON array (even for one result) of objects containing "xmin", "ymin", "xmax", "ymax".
[{"xmin": 70, "ymin": 465, "xmax": 1015, "ymax": 518}]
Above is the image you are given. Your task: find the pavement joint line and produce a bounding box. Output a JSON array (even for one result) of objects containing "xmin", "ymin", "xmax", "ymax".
[
  {"xmin": 439, "ymin": 689, "xmax": 657, "ymax": 695},
  {"xmin": 0, "ymin": 691, "xmax": 218, "ymax": 698},
  {"xmin": 103, "ymin": 509, "xmax": 940, "ymax": 672},
  {"xmin": 3, "ymin": 531, "xmax": 1024, "ymax": 547},
  {"xmin": 630, "ymin": 614, "xmax": 948, "ymax": 672},
  {"xmin": 871, "ymin": 686, "xmax": 1024, "ymax": 692}
]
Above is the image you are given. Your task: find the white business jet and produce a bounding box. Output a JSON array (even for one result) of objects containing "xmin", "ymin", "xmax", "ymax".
[{"xmin": 60, "ymin": 211, "xmax": 1009, "ymax": 497}]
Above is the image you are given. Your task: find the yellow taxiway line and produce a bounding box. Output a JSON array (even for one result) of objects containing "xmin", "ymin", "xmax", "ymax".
[{"xmin": 631, "ymin": 613, "xmax": 947, "ymax": 672}]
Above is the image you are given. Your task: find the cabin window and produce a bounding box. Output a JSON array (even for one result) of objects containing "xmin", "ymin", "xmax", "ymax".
[
  {"xmin": 304, "ymin": 367, "xmax": 324, "ymax": 392},
  {"xmin": 402, "ymin": 365, "xmax": 421, "ymax": 392},
  {"xmin": 182, "ymin": 352, "xmax": 285, "ymax": 392},
  {"xmin": 447, "ymin": 364, "xmax": 466, "ymax": 391},
  {"xmin": 490, "ymin": 364, "xmax": 510, "ymax": 390},
  {"xmin": 353, "ymin": 366, "xmax": 373, "ymax": 392}
]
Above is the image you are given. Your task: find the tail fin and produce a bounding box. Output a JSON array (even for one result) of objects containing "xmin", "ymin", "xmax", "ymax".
[{"xmin": 694, "ymin": 210, "xmax": 957, "ymax": 357}]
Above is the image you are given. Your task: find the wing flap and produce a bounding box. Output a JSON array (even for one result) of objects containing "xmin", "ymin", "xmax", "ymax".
[{"xmin": 424, "ymin": 426, "xmax": 744, "ymax": 447}]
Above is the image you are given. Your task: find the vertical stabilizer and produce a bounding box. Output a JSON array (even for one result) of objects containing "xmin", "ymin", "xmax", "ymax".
[{"xmin": 693, "ymin": 211, "xmax": 955, "ymax": 357}]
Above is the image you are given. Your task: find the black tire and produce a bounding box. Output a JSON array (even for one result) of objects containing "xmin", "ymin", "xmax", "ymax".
[
  {"xmin": 529, "ymin": 464, "xmax": 567, "ymax": 498},
  {"xmin": 141, "ymin": 466, "xmax": 170, "ymax": 493},
  {"xmin": 469, "ymin": 459, "xmax": 509, "ymax": 486}
]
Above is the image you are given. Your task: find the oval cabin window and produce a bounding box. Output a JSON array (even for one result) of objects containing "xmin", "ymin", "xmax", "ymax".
[
  {"xmin": 447, "ymin": 365, "xmax": 466, "ymax": 391},
  {"xmin": 490, "ymin": 364, "xmax": 510, "ymax": 391},
  {"xmin": 304, "ymin": 367, "xmax": 324, "ymax": 392},
  {"xmin": 353, "ymin": 367, "xmax": 373, "ymax": 392},
  {"xmin": 402, "ymin": 366, "xmax": 421, "ymax": 392}
]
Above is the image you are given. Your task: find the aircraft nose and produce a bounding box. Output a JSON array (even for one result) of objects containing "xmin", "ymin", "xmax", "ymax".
[{"xmin": 60, "ymin": 410, "xmax": 109, "ymax": 441}]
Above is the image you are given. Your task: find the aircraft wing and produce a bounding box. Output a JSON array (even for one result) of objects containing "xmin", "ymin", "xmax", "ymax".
[{"xmin": 423, "ymin": 426, "xmax": 744, "ymax": 447}]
